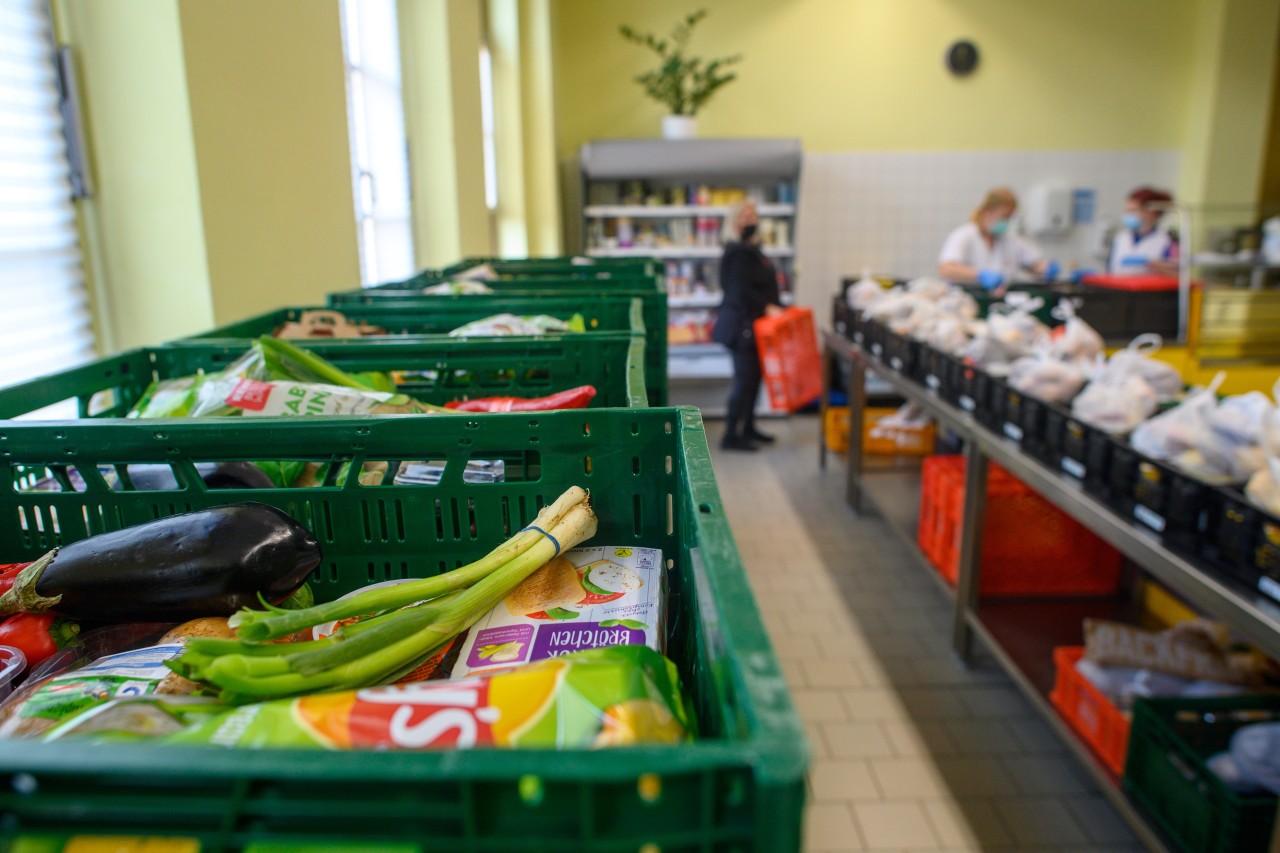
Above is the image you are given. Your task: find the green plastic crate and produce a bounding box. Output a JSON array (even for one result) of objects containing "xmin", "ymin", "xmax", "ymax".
[
  {"xmin": 182, "ymin": 295, "xmax": 645, "ymax": 343},
  {"xmin": 328, "ymin": 279, "xmax": 668, "ymax": 407},
  {"xmin": 0, "ymin": 335, "xmax": 647, "ymax": 419},
  {"xmin": 441, "ymin": 255, "xmax": 664, "ymax": 280},
  {"xmin": 0, "ymin": 408, "xmax": 807, "ymax": 851},
  {"xmin": 1124, "ymin": 695, "xmax": 1280, "ymax": 853}
]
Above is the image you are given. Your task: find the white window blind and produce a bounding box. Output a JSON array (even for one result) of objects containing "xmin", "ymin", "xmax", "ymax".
[
  {"xmin": 0, "ymin": 0, "xmax": 94, "ymax": 392},
  {"xmin": 340, "ymin": 0, "xmax": 415, "ymax": 286}
]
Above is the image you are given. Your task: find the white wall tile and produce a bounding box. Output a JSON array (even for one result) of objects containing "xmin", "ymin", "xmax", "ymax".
[{"xmin": 792, "ymin": 148, "xmax": 1181, "ymax": 313}]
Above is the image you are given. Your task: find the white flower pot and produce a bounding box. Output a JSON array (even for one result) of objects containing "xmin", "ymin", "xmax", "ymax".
[{"xmin": 662, "ymin": 115, "xmax": 697, "ymax": 140}]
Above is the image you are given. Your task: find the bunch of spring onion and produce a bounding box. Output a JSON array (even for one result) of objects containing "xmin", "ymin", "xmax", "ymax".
[{"xmin": 169, "ymin": 486, "xmax": 596, "ymax": 703}]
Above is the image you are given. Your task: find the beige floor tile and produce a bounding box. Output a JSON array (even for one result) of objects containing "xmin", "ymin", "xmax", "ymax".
[
  {"xmin": 869, "ymin": 756, "xmax": 949, "ymax": 798},
  {"xmin": 809, "ymin": 758, "xmax": 880, "ymax": 802},
  {"xmin": 822, "ymin": 721, "xmax": 896, "ymax": 759},
  {"xmin": 880, "ymin": 720, "xmax": 957, "ymax": 758},
  {"xmin": 804, "ymin": 802, "xmax": 865, "ymax": 851},
  {"xmin": 995, "ymin": 797, "xmax": 1091, "ymax": 846},
  {"xmin": 853, "ymin": 800, "xmax": 940, "ymax": 849},
  {"xmin": 793, "ymin": 688, "xmax": 854, "ymax": 723},
  {"xmin": 841, "ymin": 687, "xmax": 907, "ymax": 720},
  {"xmin": 921, "ymin": 798, "xmax": 1011, "ymax": 849},
  {"xmin": 802, "ymin": 658, "xmax": 867, "ymax": 689}
]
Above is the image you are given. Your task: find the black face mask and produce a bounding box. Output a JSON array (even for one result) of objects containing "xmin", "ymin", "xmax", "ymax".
[{"xmin": 740, "ymin": 224, "xmax": 758, "ymax": 242}]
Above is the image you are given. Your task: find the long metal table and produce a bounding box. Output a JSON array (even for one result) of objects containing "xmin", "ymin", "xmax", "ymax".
[{"xmin": 820, "ymin": 327, "xmax": 1280, "ymax": 853}]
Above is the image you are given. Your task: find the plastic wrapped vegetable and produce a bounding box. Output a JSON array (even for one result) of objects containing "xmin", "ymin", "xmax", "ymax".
[
  {"xmin": 449, "ymin": 314, "xmax": 585, "ymax": 337},
  {"xmin": 444, "ymin": 385, "xmax": 597, "ymax": 412},
  {"xmin": 421, "ymin": 281, "xmax": 494, "ymax": 295},
  {"xmin": 165, "ymin": 645, "xmax": 691, "ymax": 751}
]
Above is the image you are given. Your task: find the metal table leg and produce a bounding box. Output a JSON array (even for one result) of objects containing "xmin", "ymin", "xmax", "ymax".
[
  {"xmin": 952, "ymin": 438, "xmax": 988, "ymax": 663},
  {"xmin": 845, "ymin": 353, "xmax": 867, "ymax": 514},
  {"xmin": 819, "ymin": 343, "xmax": 832, "ymax": 471}
]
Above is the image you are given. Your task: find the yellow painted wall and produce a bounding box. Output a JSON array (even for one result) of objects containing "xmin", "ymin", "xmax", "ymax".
[
  {"xmin": 53, "ymin": 0, "xmax": 213, "ymax": 352},
  {"xmin": 1179, "ymin": 0, "xmax": 1280, "ymax": 207},
  {"xmin": 1254, "ymin": 16, "xmax": 1280, "ymax": 207},
  {"xmin": 550, "ymin": 0, "xmax": 1202, "ymax": 161},
  {"xmin": 178, "ymin": 0, "xmax": 359, "ymax": 322},
  {"xmin": 399, "ymin": 0, "xmax": 493, "ymax": 267}
]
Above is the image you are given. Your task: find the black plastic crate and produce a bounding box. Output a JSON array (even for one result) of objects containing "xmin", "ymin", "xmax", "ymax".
[
  {"xmin": 832, "ymin": 295, "xmax": 854, "ymax": 341},
  {"xmin": 882, "ymin": 329, "xmax": 915, "ymax": 376},
  {"xmin": 1125, "ymin": 695, "xmax": 1280, "ymax": 853},
  {"xmin": 863, "ymin": 317, "xmax": 887, "ymax": 359},
  {"xmin": 918, "ymin": 345, "xmax": 951, "ymax": 397},
  {"xmin": 973, "ymin": 372, "xmax": 1006, "ymax": 432},
  {"xmin": 998, "ymin": 384, "xmax": 1029, "ymax": 445},
  {"xmin": 1124, "ymin": 457, "xmax": 1214, "ymax": 556},
  {"xmin": 948, "ymin": 357, "xmax": 980, "ymax": 414},
  {"xmin": 1019, "ymin": 396, "xmax": 1056, "ymax": 465},
  {"xmin": 1204, "ymin": 489, "xmax": 1280, "ymax": 604},
  {"xmin": 1084, "ymin": 426, "xmax": 1125, "ymax": 504}
]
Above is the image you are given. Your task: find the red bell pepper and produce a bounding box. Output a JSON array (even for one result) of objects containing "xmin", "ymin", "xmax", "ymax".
[
  {"xmin": 0, "ymin": 612, "xmax": 80, "ymax": 669},
  {"xmin": 0, "ymin": 563, "xmax": 28, "ymax": 597},
  {"xmin": 444, "ymin": 385, "xmax": 597, "ymax": 413}
]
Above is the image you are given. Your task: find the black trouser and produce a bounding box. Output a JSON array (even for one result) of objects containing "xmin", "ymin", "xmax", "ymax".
[{"xmin": 725, "ymin": 333, "xmax": 762, "ymax": 439}]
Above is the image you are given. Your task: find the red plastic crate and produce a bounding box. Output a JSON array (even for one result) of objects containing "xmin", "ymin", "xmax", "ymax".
[
  {"xmin": 754, "ymin": 306, "xmax": 822, "ymax": 413},
  {"xmin": 917, "ymin": 455, "xmax": 1123, "ymax": 596},
  {"xmin": 1050, "ymin": 646, "xmax": 1131, "ymax": 776}
]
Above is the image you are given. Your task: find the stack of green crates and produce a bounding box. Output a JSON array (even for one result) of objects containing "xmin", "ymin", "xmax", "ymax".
[
  {"xmin": 0, "ymin": 410, "xmax": 806, "ymax": 850},
  {"xmin": 328, "ymin": 257, "xmax": 669, "ymax": 406}
]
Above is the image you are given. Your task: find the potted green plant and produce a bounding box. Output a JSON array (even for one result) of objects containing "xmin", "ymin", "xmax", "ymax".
[{"xmin": 620, "ymin": 9, "xmax": 741, "ymax": 139}]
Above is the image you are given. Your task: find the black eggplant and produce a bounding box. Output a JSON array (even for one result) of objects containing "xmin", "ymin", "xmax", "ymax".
[{"xmin": 0, "ymin": 503, "xmax": 321, "ymax": 622}]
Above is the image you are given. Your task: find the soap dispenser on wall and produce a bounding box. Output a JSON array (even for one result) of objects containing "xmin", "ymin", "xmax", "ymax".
[{"xmin": 1025, "ymin": 182, "xmax": 1072, "ymax": 236}]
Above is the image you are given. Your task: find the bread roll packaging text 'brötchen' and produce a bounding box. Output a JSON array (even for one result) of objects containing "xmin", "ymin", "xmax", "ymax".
[{"xmin": 453, "ymin": 546, "xmax": 664, "ymax": 678}]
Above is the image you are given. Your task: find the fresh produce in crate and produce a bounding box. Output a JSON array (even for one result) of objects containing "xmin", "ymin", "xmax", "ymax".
[
  {"xmin": 421, "ymin": 280, "xmax": 494, "ymax": 295},
  {"xmin": 166, "ymin": 645, "xmax": 689, "ymax": 751},
  {"xmin": 129, "ymin": 336, "xmax": 440, "ymax": 419},
  {"xmin": 0, "ymin": 613, "xmax": 80, "ymax": 670},
  {"xmin": 0, "ymin": 503, "xmax": 320, "ymax": 622},
  {"xmin": 173, "ymin": 486, "xmax": 598, "ymax": 702},
  {"xmin": 448, "ymin": 313, "xmax": 585, "ymax": 337},
  {"xmin": 444, "ymin": 385, "xmax": 597, "ymax": 412}
]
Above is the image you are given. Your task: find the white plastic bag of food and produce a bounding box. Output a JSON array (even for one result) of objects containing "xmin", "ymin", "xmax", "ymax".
[
  {"xmin": 452, "ymin": 546, "xmax": 664, "ymax": 679},
  {"xmin": 1246, "ymin": 402, "xmax": 1280, "ymax": 516},
  {"xmin": 934, "ymin": 288, "xmax": 979, "ymax": 321},
  {"xmin": 1049, "ymin": 299, "xmax": 1105, "ymax": 362},
  {"xmin": 924, "ymin": 316, "xmax": 970, "ymax": 354},
  {"xmin": 846, "ymin": 270, "xmax": 886, "ymax": 311},
  {"xmin": 1131, "ymin": 373, "xmax": 1224, "ymax": 461},
  {"xmin": 1072, "ymin": 371, "xmax": 1160, "ymax": 434},
  {"xmin": 1104, "ymin": 334, "xmax": 1184, "ymax": 402},
  {"xmin": 1183, "ymin": 383, "xmax": 1275, "ymax": 484},
  {"xmin": 986, "ymin": 296, "xmax": 1050, "ymax": 353},
  {"xmin": 906, "ymin": 276, "xmax": 951, "ymax": 302},
  {"xmin": 1007, "ymin": 351, "xmax": 1087, "ymax": 404},
  {"xmin": 449, "ymin": 314, "xmax": 578, "ymax": 337}
]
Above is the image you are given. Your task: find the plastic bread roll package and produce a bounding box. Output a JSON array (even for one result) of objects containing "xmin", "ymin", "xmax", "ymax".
[{"xmin": 453, "ymin": 545, "xmax": 665, "ymax": 679}]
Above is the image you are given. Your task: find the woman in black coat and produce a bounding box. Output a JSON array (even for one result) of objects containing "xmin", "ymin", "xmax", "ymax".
[{"xmin": 711, "ymin": 201, "xmax": 782, "ymax": 451}]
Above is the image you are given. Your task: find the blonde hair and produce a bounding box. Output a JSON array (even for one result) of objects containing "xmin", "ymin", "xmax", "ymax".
[
  {"xmin": 722, "ymin": 199, "xmax": 757, "ymax": 243},
  {"xmin": 971, "ymin": 188, "xmax": 1018, "ymax": 225}
]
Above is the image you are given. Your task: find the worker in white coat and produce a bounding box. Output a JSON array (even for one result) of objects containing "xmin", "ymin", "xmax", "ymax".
[
  {"xmin": 938, "ymin": 187, "xmax": 1057, "ymax": 293},
  {"xmin": 1109, "ymin": 186, "xmax": 1178, "ymax": 275}
]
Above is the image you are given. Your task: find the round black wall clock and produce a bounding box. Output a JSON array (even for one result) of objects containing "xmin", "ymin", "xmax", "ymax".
[{"xmin": 946, "ymin": 40, "xmax": 980, "ymax": 77}]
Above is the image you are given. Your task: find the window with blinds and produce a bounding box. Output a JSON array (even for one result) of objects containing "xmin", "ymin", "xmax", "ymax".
[{"xmin": 0, "ymin": 0, "xmax": 94, "ymax": 394}]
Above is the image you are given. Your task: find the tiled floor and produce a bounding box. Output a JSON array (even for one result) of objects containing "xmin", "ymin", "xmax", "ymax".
[{"xmin": 706, "ymin": 415, "xmax": 1143, "ymax": 853}]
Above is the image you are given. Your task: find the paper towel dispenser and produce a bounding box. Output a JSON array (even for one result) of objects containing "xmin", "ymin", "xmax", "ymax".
[{"xmin": 1026, "ymin": 183, "xmax": 1072, "ymax": 236}]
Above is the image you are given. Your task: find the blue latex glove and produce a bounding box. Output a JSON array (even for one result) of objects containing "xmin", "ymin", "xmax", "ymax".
[
  {"xmin": 977, "ymin": 269, "xmax": 1004, "ymax": 291},
  {"xmin": 1044, "ymin": 260, "xmax": 1060, "ymax": 282},
  {"xmin": 1070, "ymin": 268, "xmax": 1097, "ymax": 284}
]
